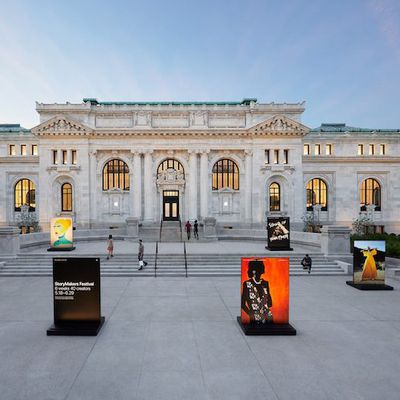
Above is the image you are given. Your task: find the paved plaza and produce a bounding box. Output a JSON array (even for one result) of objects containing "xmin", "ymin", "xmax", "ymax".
[{"xmin": 1, "ymin": 273, "xmax": 400, "ymax": 400}]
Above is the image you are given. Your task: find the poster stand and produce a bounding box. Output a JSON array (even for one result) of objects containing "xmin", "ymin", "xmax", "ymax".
[
  {"xmin": 47, "ymin": 247, "xmax": 75, "ymax": 252},
  {"xmin": 346, "ymin": 281, "xmax": 393, "ymax": 291},
  {"xmin": 266, "ymin": 217, "xmax": 293, "ymax": 251},
  {"xmin": 47, "ymin": 317, "xmax": 105, "ymax": 336},
  {"xmin": 237, "ymin": 317, "xmax": 296, "ymax": 335}
]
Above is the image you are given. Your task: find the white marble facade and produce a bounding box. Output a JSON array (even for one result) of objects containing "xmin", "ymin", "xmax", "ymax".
[{"xmin": 1, "ymin": 98, "xmax": 399, "ymax": 232}]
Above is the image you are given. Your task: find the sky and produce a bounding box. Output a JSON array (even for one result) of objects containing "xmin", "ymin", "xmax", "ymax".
[{"xmin": 0, "ymin": 0, "xmax": 399, "ymax": 129}]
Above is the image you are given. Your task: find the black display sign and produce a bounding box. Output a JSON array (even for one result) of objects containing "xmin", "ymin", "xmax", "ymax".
[
  {"xmin": 266, "ymin": 217, "xmax": 292, "ymax": 251},
  {"xmin": 47, "ymin": 257, "xmax": 104, "ymax": 335}
]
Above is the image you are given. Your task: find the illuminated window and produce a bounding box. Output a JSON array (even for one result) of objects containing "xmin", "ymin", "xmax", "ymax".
[
  {"xmin": 369, "ymin": 144, "xmax": 375, "ymax": 155},
  {"xmin": 315, "ymin": 144, "xmax": 321, "ymax": 155},
  {"xmin": 269, "ymin": 182, "xmax": 280, "ymax": 211},
  {"xmin": 306, "ymin": 178, "xmax": 327, "ymax": 211},
  {"xmin": 380, "ymin": 144, "xmax": 385, "ymax": 155},
  {"xmin": 62, "ymin": 150, "xmax": 68, "ymax": 165},
  {"xmin": 265, "ymin": 150, "xmax": 270, "ymax": 164},
  {"xmin": 53, "ymin": 150, "xmax": 58, "ymax": 165},
  {"xmin": 102, "ymin": 159, "xmax": 130, "ymax": 190},
  {"xmin": 283, "ymin": 149, "xmax": 289, "ymax": 164},
  {"xmin": 212, "ymin": 159, "xmax": 239, "ymax": 190},
  {"xmin": 303, "ymin": 144, "xmax": 310, "ymax": 155},
  {"xmin": 61, "ymin": 183, "xmax": 73, "ymax": 212},
  {"xmin": 360, "ymin": 178, "xmax": 381, "ymax": 211},
  {"xmin": 326, "ymin": 144, "xmax": 332, "ymax": 155},
  {"xmin": 14, "ymin": 179, "xmax": 36, "ymax": 211},
  {"xmin": 157, "ymin": 158, "xmax": 184, "ymax": 176},
  {"xmin": 273, "ymin": 150, "xmax": 279, "ymax": 164},
  {"xmin": 358, "ymin": 144, "xmax": 364, "ymax": 155},
  {"xmin": 71, "ymin": 150, "xmax": 77, "ymax": 165},
  {"xmin": 9, "ymin": 144, "xmax": 15, "ymax": 156},
  {"xmin": 21, "ymin": 144, "xmax": 26, "ymax": 156},
  {"xmin": 31, "ymin": 144, "xmax": 38, "ymax": 156}
]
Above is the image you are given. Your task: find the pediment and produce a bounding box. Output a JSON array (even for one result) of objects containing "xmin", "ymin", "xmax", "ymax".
[
  {"xmin": 32, "ymin": 115, "xmax": 93, "ymax": 136},
  {"xmin": 249, "ymin": 115, "xmax": 309, "ymax": 136}
]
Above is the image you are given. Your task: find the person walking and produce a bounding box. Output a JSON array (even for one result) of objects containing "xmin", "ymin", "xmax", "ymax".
[
  {"xmin": 185, "ymin": 220, "xmax": 192, "ymax": 240},
  {"xmin": 301, "ymin": 254, "xmax": 312, "ymax": 274},
  {"xmin": 138, "ymin": 239, "xmax": 148, "ymax": 270},
  {"xmin": 193, "ymin": 220, "xmax": 199, "ymax": 240},
  {"xmin": 106, "ymin": 234, "xmax": 114, "ymax": 260}
]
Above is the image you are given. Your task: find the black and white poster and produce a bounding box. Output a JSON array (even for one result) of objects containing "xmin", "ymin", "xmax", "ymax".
[{"xmin": 266, "ymin": 217, "xmax": 291, "ymax": 251}]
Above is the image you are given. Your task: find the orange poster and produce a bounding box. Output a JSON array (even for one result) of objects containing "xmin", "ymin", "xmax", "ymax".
[{"xmin": 241, "ymin": 257, "xmax": 289, "ymax": 324}]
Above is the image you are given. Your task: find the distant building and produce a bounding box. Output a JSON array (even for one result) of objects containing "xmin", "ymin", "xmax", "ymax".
[{"xmin": 1, "ymin": 98, "xmax": 399, "ymax": 232}]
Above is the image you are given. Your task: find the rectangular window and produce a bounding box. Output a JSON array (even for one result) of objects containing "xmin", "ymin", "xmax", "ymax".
[
  {"xmin": 380, "ymin": 144, "xmax": 386, "ymax": 155},
  {"xmin": 265, "ymin": 150, "xmax": 270, "ymax": 164},
  {"xmin": 326, "ymin": 144, "xmax": 332, "ymax": 155},
  {"xmin": 358, "ymin": 144, "xmax": 364, "ymax": 155},
  {"xmin": 21, "ymin": 144, "xmax": 26, "ymax": 156},
  {"xmin": 369, "ymin": 144, "xmax": 375, "ymax": 155},
  {"xmin": 71, "ymin": 150, "xmax": 77, "ymax": 165},
  {"xmin": 31, "ymin": 144, "xmax": 38, "ymax": 156},
  {"xmin": 283, "ymin": 149, "xmax": 289, "ymax": 164},
  {"xmin": 62, "ymin": 150, "xmax": 68, "ymax": 165},
  {"xmin": 315, "ymin": 144, "xmax": 321, "ymax": 155},
  {"xmin": 53, "ymin": 150, "xmax": 58, "ymax": 165},
  {"xmin": 303, "ymin": 144, "xmax": 310, "ymax": 155},
  {"xmin": 273, "ymin": 149, "xmax": 279, "ymax": 164},
  {"xmin": 9, "ymin": 144, "xmax": 15, "ymax": 156}
]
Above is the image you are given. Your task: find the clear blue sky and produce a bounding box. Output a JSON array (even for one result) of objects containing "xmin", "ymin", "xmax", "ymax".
[{"xmin": 1, "ymin": 0, "xmax": 399, "ymax": 129}]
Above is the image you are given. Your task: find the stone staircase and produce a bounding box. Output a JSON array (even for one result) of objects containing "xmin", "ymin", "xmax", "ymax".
[{"xmin": 0, "ymin": 253, "xmax": 346, "ymax": 277}]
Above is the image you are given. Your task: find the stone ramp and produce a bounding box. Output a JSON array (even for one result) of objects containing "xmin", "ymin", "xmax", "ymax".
[{"xmin": 0, "ymin": 253, "xmax": 346, "ymax": 277}]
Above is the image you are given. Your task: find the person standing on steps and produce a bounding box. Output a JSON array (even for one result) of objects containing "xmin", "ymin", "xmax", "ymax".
[
  {"xmin": 138, "ymin": 239, "xmax": 148, "ymax": 270},
  {"xmin": 185, "ymin": 220, "xmax": 192, "ymax": 240},
  {"xmin": 301, "ymin": 254, "xmax": 312, "ymax": 274},
  {"xmin": 107, "ymin": 234, "xmax": 114, "ymax": 260},
  {"xmin": 193, "ymin": 220, "xmax": 199, "ymax": 240}
]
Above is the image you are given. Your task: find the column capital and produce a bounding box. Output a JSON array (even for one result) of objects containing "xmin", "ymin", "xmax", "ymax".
[
  {"xmin": 131, "ymin": 150, "xmax": 143, "ymax": 156},
  {"xmin": 200, "ymin": 149, "xmax": 210, "ymax": 155},
  {"xmin": 244, "ymin": 149, "xmax": 253, "ymax": 156},
  {"xmin": 143, "ymin": 149, "xmax": 154, "ymax": 155}
]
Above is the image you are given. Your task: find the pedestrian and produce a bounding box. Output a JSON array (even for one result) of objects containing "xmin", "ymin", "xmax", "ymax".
[
  {"xmin": 301, "ymin": 254, "xmax": 312, "ymax": 274},
  {"xmin": 138, "ymin": 239, "xmax": 148, "ymax": 270},
  {"xmin": 193, "ymin": 219, "xmax": 199, "ymax": 240},
  {"xmin": 107, "ymin": 234, "xmax": 114, "ymax": 260},
  {"xmin": 185, "ymin": 220, "xmax": 192, "ymax": 240}
]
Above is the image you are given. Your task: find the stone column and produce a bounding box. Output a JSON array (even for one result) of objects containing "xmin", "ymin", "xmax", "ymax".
[
  {"xmin": 0, "ymin": 227, "xmax": 20, "ymax": 258},
  {"xmin": 320, "ymin": 225, "xmax": 351, "ymax": 255},
  {"xmin": 132, "ymin": 151, "xmax": 142, "ymax": 219},
  {"xmin": 189, "ymin": 150, "xmax": 198, "ymax": 220},
  {"xmin": 89, "ymin": 151, "xmax": 97, "ymax": 227},
  {"xmin": 143, "ymin": 150, "xmax": 154, "ymax": 221},
  {"xmin": 200, "ymin": 150, "xmax": 209, "ymax": 220},
  {"xmin": 244, "ymin": 150, "xmax": 252, "ymax": 223}
]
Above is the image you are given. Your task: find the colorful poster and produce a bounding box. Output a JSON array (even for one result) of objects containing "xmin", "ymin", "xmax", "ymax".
[
  {"xmin": 267, "ymin": 217, "xmax": 291, "ymax": 250},
  {"xmin": 241, "ymin": 257, "xmax": 289, "ymax": 324},
  {"xmin": 50, "ymin": 217, "xmax": 73, "ymax": 249},
  {"xmin": 353, "ymin": 240, "xmax": 385, "ymax": 284}
]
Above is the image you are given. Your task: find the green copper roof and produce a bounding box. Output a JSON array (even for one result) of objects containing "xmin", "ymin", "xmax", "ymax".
[
  {"xmin": 311, "ymin": 123, "xmax": 400, "ymax": 134},
  {"xmin": 0, "ymin": 124, "xmax": 30, "ymax": 134},
  {"xmin": 83, "ymin": 98, "xmax": 257, "ymax": 106}
]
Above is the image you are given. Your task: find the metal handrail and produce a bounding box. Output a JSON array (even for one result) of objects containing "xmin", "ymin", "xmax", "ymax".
[
  {"xmin": 178, "ymin": 215, "xmax": 183, "ymax": 242},
  {"xmin": 159, "ymin": 219, "xmax": 163, "ymax": 242},
  {"xmin": 183, "ymin": 240, "xmax": 188, "ymax": 278},
  {"xmin": 154, "ymin": 241, "xmax": 158, "ymax": 278}
]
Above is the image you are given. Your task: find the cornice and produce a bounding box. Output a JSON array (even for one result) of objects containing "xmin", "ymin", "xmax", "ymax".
[
  {"xmin": 0, "ymin": 156, "xmax": 39, "ymax": 164},
  {"xmin": 303, "ymin": 156, "xmax": 400, "ymax": 164}
]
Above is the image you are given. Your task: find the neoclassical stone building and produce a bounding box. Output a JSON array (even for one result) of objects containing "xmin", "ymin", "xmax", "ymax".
[{"xmin": 1, "ymin": 98, "xmax": 399, "ymax": 232}]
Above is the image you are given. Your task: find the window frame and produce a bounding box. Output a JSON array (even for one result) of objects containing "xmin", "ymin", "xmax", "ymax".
[
  {"xmin": 102, "ymin": 159, "xmax": 130, "ymax": 191},
  {"xmin": 269, "ymin": 182, "xmax": 281, "ymax": 212},
  {"xmin": 14, "ymin": 178, "xmax": 36, "ymax": 212},
  {"xmin": 306, "ymin": 178, "xmax": 328, "ymax": 211},
  {"xmin": 61, "ymin": 183, "xmax": 73, "ymax": 212},
  {"xmin": 360, "ymin": 178, "xmax": 381, "ymax": 212},
  {"xmin": 212, "ymin": 158, "xmax": 240, "ymax": 191}
]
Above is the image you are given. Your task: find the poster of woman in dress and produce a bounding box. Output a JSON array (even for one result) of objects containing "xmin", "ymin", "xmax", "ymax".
[
  {"xmin": 241, "ymin": 258, "xmax": 289, "ymax": 324},
  {"xmin": 353, "ymin": 241, "xmax": 385, "ymax": 284}
]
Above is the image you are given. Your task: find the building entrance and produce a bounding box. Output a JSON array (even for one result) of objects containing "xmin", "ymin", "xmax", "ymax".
[{"xmin": 163, "ymin": 190, "xmax": 179, "ymax": 221}]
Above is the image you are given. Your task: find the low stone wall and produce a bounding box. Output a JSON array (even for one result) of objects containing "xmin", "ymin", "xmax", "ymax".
[{"xmin": 19, "ymin": 228, "xmax": 127, "ymax": 249}]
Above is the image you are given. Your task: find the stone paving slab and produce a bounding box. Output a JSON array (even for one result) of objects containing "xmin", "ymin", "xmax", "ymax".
[{"xmin": 0, "ymin": 275, "xmax": 399, "ymax": 399}]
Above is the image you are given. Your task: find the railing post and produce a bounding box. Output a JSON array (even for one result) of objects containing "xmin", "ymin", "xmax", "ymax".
[
  {"xmin": 184, "ymin": 241, "xmax": 188, "ymax": 278},
  {"xmin": 154, "ymin": 241, "xmax": 158, "ymax": 278}
]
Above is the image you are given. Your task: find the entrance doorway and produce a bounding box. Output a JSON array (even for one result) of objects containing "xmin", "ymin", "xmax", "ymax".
[{"xmin": 163, "ymin": 190, "xmax": 179, "ymax": 221}]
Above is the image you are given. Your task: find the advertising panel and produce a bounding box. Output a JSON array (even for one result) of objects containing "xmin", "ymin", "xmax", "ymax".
[
  {"xmin": 353, "ymin": 240, "xmax": 385, "ymax": 285},
  {"xmin": 266, "ymin": 217, "xmax": 291, "ymax": 250},
  {"xmin": 50, "ymin": 217, "xmax": 74, "ymax": 250}
]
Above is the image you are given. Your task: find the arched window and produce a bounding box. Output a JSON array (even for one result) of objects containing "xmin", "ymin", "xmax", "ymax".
[
  {"xmin": 157, "ymin": 158, "xmax": 184, "ymax": 176},
  {"xmin": 212, "ymin": 159, "xmax": 239, "ymax": 190},
  {"xmin": 269, "ymin": 182, "xmax": 280, "ymax": 211},
  {"xmin": 306, "ymin": 178, "xmax": 327, "ymax": 211},
  {"xmin": 15, "ymin": 179, "xmax": 36, "ymax": 211},
  {"xmin": 360, "ymin": 178, "xmax": 381, "ymax": 211},
  {"xmin": 102, "ymin": 159, "xmax": 130, "ymax": 191},
  {"xmin": 61, "ymin": 183, "xmax": 73, "ymax": 212}
]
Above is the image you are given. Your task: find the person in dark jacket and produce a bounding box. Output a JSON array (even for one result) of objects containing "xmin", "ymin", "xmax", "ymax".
[
  {"xmin": 185, "ymin": 220, "xmax": 192, "ymax": 240},
  {"xmin": 193, "ymin": 220, "xmax": 199, "ymax": 239},
  {"xmin": 301, "ymin": 254, "xmax": 312, "ymax": 274},
  {"xmin": 138, "ymin": 239, "xmax": 148, "ymax": 270}
]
